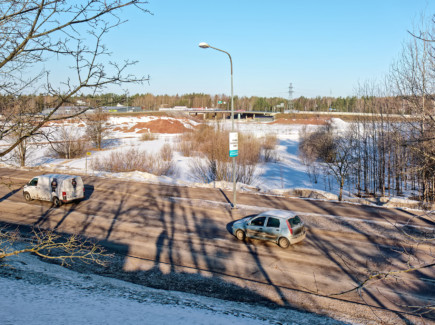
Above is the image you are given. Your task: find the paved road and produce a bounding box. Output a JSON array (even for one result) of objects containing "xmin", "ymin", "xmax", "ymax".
[{"xmin": 0, "ymin": 168, "xmax": 434, "ymax": 324}]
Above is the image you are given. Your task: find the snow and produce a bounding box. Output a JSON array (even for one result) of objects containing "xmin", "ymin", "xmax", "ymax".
[
  {"xmin": 330, "ymin": 118, "xmax": 349, "ymax": 132},
  {"xmin": 1, "ymin": 246, "xmax": 344, "ymax": 325},
  {"xmin": 0, "ymin": 117, "xmax": 332, "ymax": 192},
  {"xmin": 0, "ymin": 116, "xmax": 423, "ymax": 209}
]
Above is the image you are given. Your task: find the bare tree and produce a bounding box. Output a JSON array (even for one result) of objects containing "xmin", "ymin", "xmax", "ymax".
[
  {"xmin": 47, "ymin": 123, "xmax": 89, "ymax": 159},
  {"xmin": 299, "ymin": 123, "xmax": 358, "ymax": 201},
  {"xmin": 0, "ymin": 1, "xmax": 150, "ymax": 159},
  {"xmin": 389, "ymin": 16, "xmax": 435, "ymax": 202},
  {"xmin": 6, "ymin": 123, "xmax": 34, "ymax": 167},
  {"xmin": 86, "ymin": 108, "xmax": 111, "ymax": 150}
]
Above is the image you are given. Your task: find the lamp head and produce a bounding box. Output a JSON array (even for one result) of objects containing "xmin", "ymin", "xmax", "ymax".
[{"xmin": 199, "ymin": 42, "xmax": 210, "ymax": 49}]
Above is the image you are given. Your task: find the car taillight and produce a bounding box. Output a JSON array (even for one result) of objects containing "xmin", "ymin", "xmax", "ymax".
[
  {"xmin": 286, "ymin": 219, "xmax": 293, "ymax": 235},
  {"xmin": 62, "ymin": 191, "xmax": 67, "ymax": 200}
]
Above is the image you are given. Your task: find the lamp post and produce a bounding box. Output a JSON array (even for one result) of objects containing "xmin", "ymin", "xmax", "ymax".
[{"xmin": 199, "ymin": 42, "xmax": 237, "ymax": 209}]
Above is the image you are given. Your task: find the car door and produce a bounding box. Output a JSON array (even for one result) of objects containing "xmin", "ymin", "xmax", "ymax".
[
  {"xmin": 263, "ymin": 217, "xmax": 281, "ymax": 241},
  {"xmin": 246, "ymin": 216, "xmax": 266, "ymax": 239},
  {"xmin": 26, "ymin": 178, "xmax": 39, "ymax": 199}
]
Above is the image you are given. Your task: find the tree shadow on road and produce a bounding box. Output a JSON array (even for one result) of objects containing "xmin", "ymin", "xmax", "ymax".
[{"xmin": 0, "ymin": 188, "xmax": 21, "ymax": 203}]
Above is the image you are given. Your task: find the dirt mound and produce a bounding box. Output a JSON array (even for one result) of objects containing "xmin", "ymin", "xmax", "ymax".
[{"xmin": 114, "ymin": 118, "xmax": 191, "ymax": 134}]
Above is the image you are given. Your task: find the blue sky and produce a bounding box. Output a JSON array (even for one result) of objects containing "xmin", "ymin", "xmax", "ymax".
[{"xmin": 66, "ymin": 1, "xmax": 435, "ymax": 98}]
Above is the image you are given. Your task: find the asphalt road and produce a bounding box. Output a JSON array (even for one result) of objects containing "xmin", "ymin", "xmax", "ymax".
[{"xmin": 0, "ymin": 168, "xmax": 434, "ymax": 324}]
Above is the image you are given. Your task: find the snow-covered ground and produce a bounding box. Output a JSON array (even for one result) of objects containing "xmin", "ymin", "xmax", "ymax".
[
  {"xmin": 0, "ymin": 115, "xmax": 339, "ymax": 196},
  {"xmin": 1, "ymin": 244, "xmax": 345, "ymax": 325}
]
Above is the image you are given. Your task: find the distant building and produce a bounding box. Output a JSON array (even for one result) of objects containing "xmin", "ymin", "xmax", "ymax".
[
  {"xmin": 102, "ymin": 106, "xmax": 143, "ymax": 113},
  {"xmin": 41, "ymin": 106, "xmax": 88, "ymax": 116}
]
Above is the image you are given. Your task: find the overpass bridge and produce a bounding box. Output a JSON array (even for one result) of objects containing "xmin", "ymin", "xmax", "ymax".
[{"xmin": 158, "ymin": 108, "xmax": 277, "ymax": 121}]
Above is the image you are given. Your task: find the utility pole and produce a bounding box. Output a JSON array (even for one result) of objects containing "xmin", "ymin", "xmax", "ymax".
[{"xmin": 288, "ymin": 83, "xmax": 294, "ymax": 111}]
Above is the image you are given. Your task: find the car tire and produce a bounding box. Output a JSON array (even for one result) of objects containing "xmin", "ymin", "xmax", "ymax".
[
  {"xmin": 23, "ymin": 192, "xmax": 32, "ymax": 201},
  {"xmin": 278, "ymin": 237, "xmax": 290, "ymax": 248},
  {"xmin": 236, "ymin": 230, "xmax": 245, "ymax": 241},
  {"xmin": 52, "ymin": 197, "xmax": 61, "ymax": 207}
]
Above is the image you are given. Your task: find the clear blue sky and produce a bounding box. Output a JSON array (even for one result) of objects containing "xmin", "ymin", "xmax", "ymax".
[{"xmin": 71, "ymin": 1, "xmax": 435, "ymax": 98}]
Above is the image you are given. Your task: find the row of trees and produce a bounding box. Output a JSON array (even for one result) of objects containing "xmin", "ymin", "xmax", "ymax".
[
  {"xmin": 0, "ymin": 93, "xmax": 290, "ymax": 112},
  {"xmin": 299, "ymin": 17, "xmax": 435, "ymax": 203},
  {"xmin": 0, "ymin": 92, "xmax": 422, "ymax": 114}
]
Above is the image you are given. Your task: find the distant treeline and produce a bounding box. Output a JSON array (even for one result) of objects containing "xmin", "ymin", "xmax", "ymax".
[{"xmin": 0, "ymin": 93, "xmax": 417, "ymax": 114}]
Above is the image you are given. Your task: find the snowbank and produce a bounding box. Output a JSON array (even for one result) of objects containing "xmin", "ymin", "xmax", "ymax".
[{"xmin": 1, "ymin": 245, "xmax": 343, "ymax": 325}]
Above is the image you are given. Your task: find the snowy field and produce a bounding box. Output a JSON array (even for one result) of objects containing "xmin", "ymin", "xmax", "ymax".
[{"xmin": 0, "ymin": 115, "xmax": 344, "ymax": 198}]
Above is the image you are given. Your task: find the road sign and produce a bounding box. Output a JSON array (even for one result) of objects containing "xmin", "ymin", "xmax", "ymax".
[
  {"xmin": 86, "ymin": 152, "xmax": 92, "ymax": 156},
  {"xmin": 229, "ymin": 132, "xmax": 238, "ymax": 157},
  {"xmin": 218, "ymin": 100, "xmax": 222, "ymax": 104}
]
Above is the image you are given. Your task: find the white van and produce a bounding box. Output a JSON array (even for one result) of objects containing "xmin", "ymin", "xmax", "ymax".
[{"xmin": 23, "ymin": 174, "xmax": 85, "ymax": 206}]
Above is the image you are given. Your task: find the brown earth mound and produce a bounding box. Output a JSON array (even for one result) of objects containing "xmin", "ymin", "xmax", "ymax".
[{"xmin": 116, "ymin": 118, "xmax": 191, "ymax": 134}]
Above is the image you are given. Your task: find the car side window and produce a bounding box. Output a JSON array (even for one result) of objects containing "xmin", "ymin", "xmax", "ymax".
[
  {"xmin": 251, "ymin": 216, "xmax": 266, "ymax": 226},
  {"xmin": 28, "ymin": 178, "xmax": 38, "ymax": 186},
  {"xmin": 266, "ymin": 217, "xmax": 280, "ymax": 228}
]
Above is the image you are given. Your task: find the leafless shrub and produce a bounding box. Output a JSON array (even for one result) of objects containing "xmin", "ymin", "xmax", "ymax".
[
  {"xmin": 239, "ymin": 133, "xmax": 262, "ymax": 165},
  {"xmin": 159, "ymin": 143, "xmax": 173, "ymax": 162},
  {"xmin": 235, "ymin": 162, "xmax": 259, "ymax": 185},
  {"xmin": 47, "ymin": 125, "xmax": 89, "ymax": 159},
  {"xmin": 299, "ymin": 126, "xmax": 320, "ymax": 183},
  {"xmin": 140, "ymin": 132, "xmax": 157, "ymax": 141},
  {"xmin": 261, "ymin": 133, "xmax": 278, "ymax": 162},
  {"xmin": 185, "ymin": 127, "xmax": 261, "ymax": 185},
  {"xmin": 178, "ymin": 138, "xmax": 195, "ymax": 156},
  {"xmin": 91, "ymin": 147, "xmax": 173, "ymax": 176},
  {"xmin": 189, "ymin": 157, "xmax": 213, "ymax": 183}
]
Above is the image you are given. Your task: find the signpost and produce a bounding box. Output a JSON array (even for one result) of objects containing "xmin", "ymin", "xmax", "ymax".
[
  {"xmin": 86, "ymin": 152, "xmax": 91, "ymax": 175},
  {"xmin": 229, "ymin": 132, "xmax": 238, "ymax": 157}
]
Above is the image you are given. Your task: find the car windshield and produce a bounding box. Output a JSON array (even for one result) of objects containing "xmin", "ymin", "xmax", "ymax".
[
  {"xmin": 28, "ymin": 178, "xmax": 38, "ymax": 186},
  {"xmin": 289, "ymin": 216, "xmax": 301, "ymax": 227}
]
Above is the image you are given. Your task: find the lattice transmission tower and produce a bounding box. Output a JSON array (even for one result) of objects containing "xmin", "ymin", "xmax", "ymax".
[{"xmin": 288, "ymin": 83, "xmax": 294, "ymax": 111}]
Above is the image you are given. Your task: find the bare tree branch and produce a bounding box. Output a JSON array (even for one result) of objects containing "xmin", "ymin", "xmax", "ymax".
[
  {"xmin": 0, "ymin": 1, "xmax": 151, "ymax": 159},
  {"xmin": 0, "ymin": 227, "xmax": 112, "ymax": 267}
]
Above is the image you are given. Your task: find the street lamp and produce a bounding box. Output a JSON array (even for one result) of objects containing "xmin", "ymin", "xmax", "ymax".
[{"xmin": 199, "ymin": 42, "xmax": 237, "ymax": 209}]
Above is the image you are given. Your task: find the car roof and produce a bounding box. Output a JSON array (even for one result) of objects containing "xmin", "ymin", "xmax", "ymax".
[
  {"xmin": 36, "ymin": 174, "xmax": 81, "ymax": 181},
  {"xmin": 256, "ymin": 210, "xmax": 297, "ymax": 219}
]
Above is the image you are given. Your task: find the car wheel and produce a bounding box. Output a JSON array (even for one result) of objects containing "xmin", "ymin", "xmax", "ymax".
[
  {"xmin": 52, "ymin": 197, "xmax": 61, "ymax": 207},
  {"xmin": 278, "ymin": 237, "xmax": 290, "ymax": 248},
  {"xmin": 236, "ymin": 230, "xmax": 245, "ymax": 241},
  {"xmin": 23, "ymin": 192, "xmax": 32, "ymax": 201}
]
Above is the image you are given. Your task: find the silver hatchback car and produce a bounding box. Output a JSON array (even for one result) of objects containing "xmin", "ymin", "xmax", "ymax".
[{"xmin": 232, "ymin": 210, "xmax": 306, "ymax": 248}]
